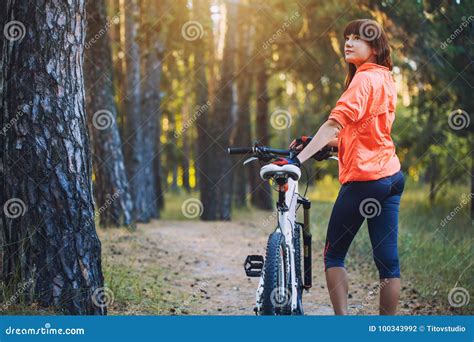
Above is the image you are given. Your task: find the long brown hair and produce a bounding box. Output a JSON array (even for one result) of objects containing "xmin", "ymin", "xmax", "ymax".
[{"xmin": 343, "ymin": 19, "xmax": 393, "ymax": 89}]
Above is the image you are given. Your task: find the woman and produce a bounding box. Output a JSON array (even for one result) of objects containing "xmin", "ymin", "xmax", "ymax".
[{"xmin": 274, "ymin": 19, "xmax": 405, "ymax": 315}]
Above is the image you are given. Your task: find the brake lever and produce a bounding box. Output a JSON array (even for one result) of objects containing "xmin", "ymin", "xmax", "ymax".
[{"xmin": 243, "ymin": 157, "xmax": 258, "ymax": 165}]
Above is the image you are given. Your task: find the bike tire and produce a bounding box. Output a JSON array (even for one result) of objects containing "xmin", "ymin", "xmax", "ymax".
[{"xmin": 261, "ymin": 231, "xmax": 291, "ymax": 315}]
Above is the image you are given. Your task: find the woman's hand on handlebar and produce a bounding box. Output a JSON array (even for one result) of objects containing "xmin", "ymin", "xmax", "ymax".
[
  {"xmin": 313, "ymin": 145, "xmax": 334, "ymax": 161},
  {"xmin": 289, "ymin": 135, "xmax": 312, "ymax": 151}
]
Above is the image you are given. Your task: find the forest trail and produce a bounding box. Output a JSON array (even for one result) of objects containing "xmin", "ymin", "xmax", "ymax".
[{"xmin": 100, "ymin": 212, "xmax": 442, "ymax": 316}]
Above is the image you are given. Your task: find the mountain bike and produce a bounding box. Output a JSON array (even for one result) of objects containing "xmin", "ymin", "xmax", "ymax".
[{"xmin": 227, "ymin": 144, "xmax": 338, "ymax": 315}]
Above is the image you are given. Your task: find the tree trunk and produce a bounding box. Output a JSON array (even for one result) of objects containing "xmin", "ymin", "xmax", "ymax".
[
  {"xmin": 155, "ymin": 128, "xmax": 165, "ymax": 209},
  {"xmin": 122, "ymin": 0, "xmax": 149, "ymax": 222},
  {"xmin": 181, "ymin": 115, "xmax": 191, "ymax": 193},
  {"xmin": 181, "ymin": 57, "xmax": 192, "ymax": 193},
  {"xmin": 112, "ymin": 0, "xmax": 126, "ymax": 141},
  {"xmin": 85, "ymin": 0, "xmax": 134, "ymax": 228},
  {"xmin": 194, "ymin": 1, "xmax": 216, "ymax": 220},
  {"xmin": 252, "ymin": 46, "xmax": 273, "ymax": 210},
  {"xmin": 140, "ymin": 0, "xmax": 165, "ymax": 219},
  {"xmin": 165, "ymin": 110, "xmax": 179, "ymax": 193},
  {"xmin": 1, "ymin": 0, "xmax": 105, "ymax": 314},
  {"xmin": 213, "ymin": 0, "xmax": 239, "ymax": 220},
  {"xmin": 233, "ymin": 4, "xmax": 254, "ymax": 208}
]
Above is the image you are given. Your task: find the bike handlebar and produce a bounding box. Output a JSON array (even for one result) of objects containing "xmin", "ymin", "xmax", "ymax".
[
  {"xmin": 228, "ymin": 145, "xmax": 338, "ymax": 156},
  {"xmin": 227, "ymin": 146, "xmax": 293, "ymax": 156},
  {"xmin": 227, "ymin": 147, "xmax": 255, "ymax": 155}
]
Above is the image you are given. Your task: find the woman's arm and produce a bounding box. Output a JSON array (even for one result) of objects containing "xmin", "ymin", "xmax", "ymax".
[{"xmin": 296, "ymin": 119, "xmax": 342, "ymax": 164}]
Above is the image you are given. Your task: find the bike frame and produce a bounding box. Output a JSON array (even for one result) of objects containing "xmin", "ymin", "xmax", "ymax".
[
  {"xmin": 228, "ymin": 144, "xmax": 337, "ymax": 315},
  {"xmin": 255, "ymin": 176, "xmax": 300, "ymax": 313}
]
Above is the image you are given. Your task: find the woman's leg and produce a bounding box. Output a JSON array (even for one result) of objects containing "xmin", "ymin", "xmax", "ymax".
[
  {"xmin": 379, "ymin": 278, "xmax": 401, "ymax": 315},
  {"xmin": 325, "ymin": 267, "xmax": 349, "ymax": 315},
  {"xmin": 367, "ymin": 171, "xmax": 405, "ymax": 315},
  {"xmin": 324, "ymin": 180, "xmax": 390, "ymax": 315}
]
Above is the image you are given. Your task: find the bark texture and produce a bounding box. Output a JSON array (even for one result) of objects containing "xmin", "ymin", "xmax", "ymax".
[
  {"xmin": 85, "ymin": 0, "xmax": 133, "ymax": 228},
  {"xmin": 1, "ymin": 0, "xmax": 105, "ymax": 314}
]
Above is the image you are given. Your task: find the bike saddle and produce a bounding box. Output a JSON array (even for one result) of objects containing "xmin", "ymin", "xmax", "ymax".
[{"xmin": 260, "ymin": 164, "xmax": 301, "ymax": 181}]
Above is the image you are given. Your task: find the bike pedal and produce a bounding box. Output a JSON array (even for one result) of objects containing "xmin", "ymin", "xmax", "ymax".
[{"xmin": 244, "ymin": 255, "xmax": 264, "ymax": 277}]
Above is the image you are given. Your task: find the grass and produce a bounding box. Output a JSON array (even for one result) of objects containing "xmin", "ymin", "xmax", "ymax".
[
  {"xmin": 99, "ymin": 229, "xmax": 192, "ymax": 315},
  {"xmin": 304, "ymin": 175, "xmax": 473, "ymax": 314},
  {"xmin": 101, "ymin": 256, "xmax": 185, "ymax": 315}
]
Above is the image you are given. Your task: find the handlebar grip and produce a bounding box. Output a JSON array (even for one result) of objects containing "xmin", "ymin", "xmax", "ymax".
[{"xmin": 227, "ymin": 147, "xmax": 254, "ymax": 155}]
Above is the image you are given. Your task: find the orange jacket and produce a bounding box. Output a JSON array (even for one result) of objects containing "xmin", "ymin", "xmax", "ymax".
[{"xmin": 328, "ymin": 62, "xmax": 401, "ymax": 184}]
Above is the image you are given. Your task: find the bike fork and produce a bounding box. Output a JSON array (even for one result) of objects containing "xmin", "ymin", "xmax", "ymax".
[{"xmin": 298, "ymin": 197, "xmax": 312, "ymax": 290}]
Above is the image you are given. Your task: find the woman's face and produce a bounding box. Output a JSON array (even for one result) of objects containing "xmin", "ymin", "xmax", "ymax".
[{"xmin": 344, "ymin": 33, "xmax": 376, "ymax": 67}]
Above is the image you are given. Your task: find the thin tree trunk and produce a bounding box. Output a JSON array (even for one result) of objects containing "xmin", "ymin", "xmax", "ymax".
[
  {"xmin": 181, "ymin": 57, "xmax": 192, "ymax": 193},
  {"xmin": 1, "ymin": 0, "xmax": 105, "ymax": 314},
  {"xmin": 182, "ymin": 115, "xmax": 191, "ymax": 193},
  {"xmin": 194, "ymin": 0, "xmax": 215, "ymax": 220},
  {"xmin": 171, "ymin": 164, "xmax": 179, "ymax": 192},
  {"xmin": 166, "ymin": 110, "xmax": 179, "ymax": 193},
  {"xmin": 233, "ymin": 4, "xmax": 254, "ymax": 207},
  {"xmin": 122, "ymin": 0, "xmax": 148, "ymax": 222},
  {"xmin": 252, "ymin": 48, "xmax": 273, "ymax": 210},
  {"xmin": 85, "ymin": 0, "xmax": 133, "ymax": 227},
  {"xmin": 155, "ymin": 124, "xmax": 165, "ymax": 209},
  {"xmin": 140, "ymin": 0, "xmax": 165, "ymax": 219},
  {"xmin": 113, "ymin": 0, "xmax": 126, "ymax": 140},
  {"xmin": 213, "ymin": 0, "xmax": 239, "ymax": 220}
]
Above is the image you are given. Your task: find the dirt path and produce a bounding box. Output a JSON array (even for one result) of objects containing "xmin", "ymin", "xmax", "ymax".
[{"xmin": 100, "ymin": 214, "xmax": 440, "ymax": 315}]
